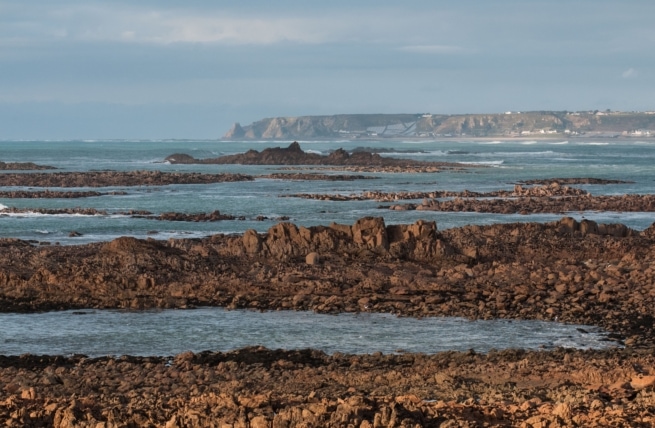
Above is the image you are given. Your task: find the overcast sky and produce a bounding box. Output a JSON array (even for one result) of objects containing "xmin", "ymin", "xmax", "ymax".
[{"xmin": 1, "ymin": 0, "xmax": 654, "ymax": 139}]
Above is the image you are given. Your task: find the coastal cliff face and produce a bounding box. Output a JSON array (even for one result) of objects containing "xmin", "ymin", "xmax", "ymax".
[{"xmin": 223, "ymin": 111, "xmax": 655, "ymax": 139}]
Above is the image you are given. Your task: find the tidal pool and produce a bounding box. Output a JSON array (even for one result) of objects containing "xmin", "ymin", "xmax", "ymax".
[{"xmin": 0, "ymin": 308, "xmax": 618, "ymax": 357}]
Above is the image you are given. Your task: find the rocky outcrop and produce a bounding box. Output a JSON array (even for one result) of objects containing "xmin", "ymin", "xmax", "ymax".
[
  {"xmin": 164, "ymin": 142, "xmax": 464, "ymax": 170},
  {"xmin": 2, "ymin": 347, "xmax": 655, "ymax": 427},
  {"xmin": 0, "ymin": 161, "xmax": 55, "ymax": 170},
  {"xmin": 0, "ymin": 190, "xmax": 127, "ymax": 199},
  {"xmin": 517, "ymin": 178, "xmax": 634, "ymax": 185},
  {"xmin": 223, "ymin": 122, "xmax": 245, "ymax": 138},
  {"xmin": 3, "ymin": 217, "xmax": 655, "ymax": 426},
  {"xmin": 0, "ymin": 171, "xmax": 255, "ymax": 187},
  {"xmin": 1, "ymin": 217, "xmax": 655, "ymax": 347},
  {"xmin": 391, "ymin": 193, "xmax": 655, "ymax": 215}
]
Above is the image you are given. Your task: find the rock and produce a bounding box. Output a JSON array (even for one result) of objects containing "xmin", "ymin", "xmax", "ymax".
[
  {"xmin": 306, "ymin": 252, "xmax": 320, "ymax": 265},
  {"xmin": 162, "ymin": 142, "xmax": 463, "ymax": 170},
  {"xmin": 630, "ymin": 375, "xmax": 655, "ymax": 389}
]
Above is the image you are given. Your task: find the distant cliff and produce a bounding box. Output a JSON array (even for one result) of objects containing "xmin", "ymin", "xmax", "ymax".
[{"xmin": 223, "ymin": 111, "xmax": 655, "ymax": 140}]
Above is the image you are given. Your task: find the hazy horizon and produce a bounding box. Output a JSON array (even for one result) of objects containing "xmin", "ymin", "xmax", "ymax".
[{"xmin": 1, "ymin": 0, "xmax": 653, "ymax": 140}]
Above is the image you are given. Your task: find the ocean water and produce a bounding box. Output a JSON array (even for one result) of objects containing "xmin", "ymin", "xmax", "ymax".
[
  {"xmin": 1, "ymin": 138, "xmax": 654, "ymax": 245},
  {"xmin": 0, "ymin": 308, "xmax": 615, "ymax": 357},
  {"xmin": 0, "ymin": 138, "xmax": 653, "ymax": 355}
]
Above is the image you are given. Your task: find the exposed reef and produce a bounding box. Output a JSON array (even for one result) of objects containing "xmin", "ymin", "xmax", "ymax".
[
  {"xmin": 282, "ymin": 181, "xmax": 655, "ymax": 215},
  {"xmin": 1, "ymin": 217, "xmax": 654, "ymax": 348},
  {"xmin": 0, "ymin": 161, "xmax": 56, "ymax": 171},
  {"xmin": 3, "ymin": 217, "xmax": 655, "ymax": 426},
  {"xmin": 164, "ymin": 142, "xmax": 465, "ymax": 172},
  {"xmin": 0, "ymin": 171, "xmax": 255, "ymax": 187},
  {"xmin": 0, "ymin": 190, "xmax": 127, "ymax": 199}
]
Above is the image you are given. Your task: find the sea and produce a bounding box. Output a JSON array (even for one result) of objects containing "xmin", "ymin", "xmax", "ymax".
[{"xmin": 1, "ymin": 138, "xmax": 653, "ymax": 356}]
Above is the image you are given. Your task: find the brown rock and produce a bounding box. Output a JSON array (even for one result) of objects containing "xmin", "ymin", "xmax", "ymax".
[{"xmin": 306, "ymin": 252, "xmax": 320, "ymax": 265}]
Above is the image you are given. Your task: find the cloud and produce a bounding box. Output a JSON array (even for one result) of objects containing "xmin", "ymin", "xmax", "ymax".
[
  {"xmin": 0, "ymin": 3, "xmax": 417, "ymax": 46},
  {"xmin": 622, "ymin": 68, "xmax": 638, "ymax": 79}
]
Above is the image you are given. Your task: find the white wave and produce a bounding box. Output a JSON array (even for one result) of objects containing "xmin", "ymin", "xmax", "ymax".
[
  {"xmin": 35, "ymin": 229, "xmax": 50, "ymax": 234},
  {"xmin": 0, "ymin": 203, "xmax": 8, "ymax": 210},
  {"xmin": 305, "ymin": 149, "xmax": 323, "ymax": 155},
  {"xmin": 459, "ymin": 160, "xmax": 504, "ymax": 166},
  {"xmin": 478, "ymin": 140, "xmax": 504, "ymax": 145},
  {"xmin": 1, "ymin": 211, "xmax": 103, "ymax": 219},
  {"xmin": 520, "ymin": 141, "xmax": 538, "ymax": 145},
  {"xmin": 487, "ymin": 150, "xmax": 557, "ymax": 157},
  {"xmin": 549, "ymin": 141, "xmax": 569, "ymax": 145},
  {"xmin": 576, "ymin": 142, "xmax": 609, "ymax": 146},
  {"xmin": 378, "ymin": 150, "xmax": 447, "ymax": 156}
]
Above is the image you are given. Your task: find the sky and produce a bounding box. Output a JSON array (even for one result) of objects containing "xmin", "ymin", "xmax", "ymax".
[{"xmin": 1, "ymin": 0, "xmax": 654, "ymax": 139}]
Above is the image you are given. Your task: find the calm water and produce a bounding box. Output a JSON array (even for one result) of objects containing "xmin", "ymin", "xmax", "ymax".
[
  {"xmin": 0, "ymin": 139, "xmax": 651, "ymax": 355},
  {"xmin": 0, "ymin": 308, "xmax": 616, "ymax": 357}
]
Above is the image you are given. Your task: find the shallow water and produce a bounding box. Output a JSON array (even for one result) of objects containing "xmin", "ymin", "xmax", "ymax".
[
  {"xmin": 1, "ymin": 139, "xmax": 654, "ymax": 244},
  {"xmin": 0, "ymin": 308, "xmax": 616, "ymax": 357}
]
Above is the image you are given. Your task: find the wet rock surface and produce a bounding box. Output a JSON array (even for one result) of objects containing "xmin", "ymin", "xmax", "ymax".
[
  {"xmin": 0, "ymin": 190, "xmax": 127, "ymax": 199},
  {"xmin": 261, "ymin": 173, "xmax": 377, "ymax": 181},
  {"xmin": 516, "ymin": 178, "xmax": 634, "ymax": 185},
  {"xmin": 0, "ymin": 171, "xmax": 255, "ymax": 187},
  {"xmin": 392, "ymin": 193, "xmax": 655, "ymax": 214},
  {"xmin": 286, "ymin": 182, "xmax": 589, "ymax": 202},
  {"xmin": 284, "ymin": 182, "xmax": 655, "ymax": 214}
]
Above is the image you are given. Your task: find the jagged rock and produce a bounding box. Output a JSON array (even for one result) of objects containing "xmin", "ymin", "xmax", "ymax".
[{"xmin": 163, "ymin": 142, "xmax": 463, "ymax": 170}]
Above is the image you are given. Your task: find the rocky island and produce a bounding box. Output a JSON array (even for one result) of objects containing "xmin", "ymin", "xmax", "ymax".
[{"xmin": 164, "ymin": 142, "xmax": 466, "ymax": 173}]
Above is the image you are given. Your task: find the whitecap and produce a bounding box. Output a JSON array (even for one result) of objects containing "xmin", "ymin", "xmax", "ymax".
[
  {"xmin": 459, "ymin": 160, "xmax": 504, "ymax": 166},
  {"xmin": 0, "ymin": 203, "xmax": 8, "ymax": 210},
  {"xmin": 488, "ymin": 151, "xmax": 556, "ymax": 157},
  {"xmin": 549, "ymin": 141, "xmax": 569, "ymax": 145},
  {"xmin": 520, "ymin": 141, "xmax": 538, "ymax": 145}
]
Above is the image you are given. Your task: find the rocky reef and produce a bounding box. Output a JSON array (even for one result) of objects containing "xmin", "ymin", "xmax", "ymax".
[
  {"xmin": 0, "ymin": 171, "xmax": 255, "ymax": 187},
  {"xmin": 0, "ymin": 161, "xmax": 56, "ymax": 171},
  {"xmin": 1, "ymin": 216, "xmax": 654, "ymax": 346},
  {"xmin": 164, "ymin": 142, "xmax": 464, "ymax": 171},
  {"xmin": 3, "ymin": 217, "xmax": 655, "ymax": 426}
]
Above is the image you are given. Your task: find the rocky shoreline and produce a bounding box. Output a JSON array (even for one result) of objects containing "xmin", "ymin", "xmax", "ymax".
[
  {"xmin": 1, "ymin": 217, "xmax": 653, "ymax": 343},
  {"xmin": 2, "ymin": 216, "xmax": 655, "ymax": 426},
  {"xmin": 3, "ymin": 347, "xmax": 655, "ymax": 427}
]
